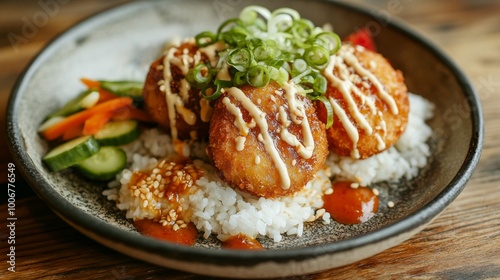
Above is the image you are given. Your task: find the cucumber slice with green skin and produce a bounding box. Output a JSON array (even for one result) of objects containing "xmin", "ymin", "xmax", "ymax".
[
  {"xmin": 43, "ymin": 136, "xmax": 100, "ymax": 172},
  {"xmin": 94, "ymin": 120, "xmax": 141, "ymax": 146},
  {"xmin": 45, "ymin": 90, "xmax": 99, "ymax": 120},
  {"xmin": 100, "ymin": 80, "xmax": 144, "ymax": 102},
  {"xmin": 75, "ymin": 146, "xmax": 127, "ymax": 181}
]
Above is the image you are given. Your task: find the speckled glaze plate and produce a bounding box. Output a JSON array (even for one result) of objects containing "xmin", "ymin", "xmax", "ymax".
[{"xmin": 7, "ymin": 0, "xmax": 483, "ymax": 278}]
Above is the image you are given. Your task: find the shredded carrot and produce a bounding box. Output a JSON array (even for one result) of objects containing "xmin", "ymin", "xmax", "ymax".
[
  {"xmin": 112, "ymin": 105, "xmax": 154, "ymax": 123},
  {"xmin": 80, "ymin": 78, "xmax": 101, "ymax": 90},
  {"xmin": 98, "ymin": 88, "xmax": 118, "ymax": 103},
  {"xmin": 41, "ymin": 97, "xmax": 133, "ymax": 141},
  {"xmin": 62, "ymin": 124, "xmax": 83, "ymax": 141},
  {"xmin": 83, "ymin": 111, "xmax": 114, "ymax": 135}
]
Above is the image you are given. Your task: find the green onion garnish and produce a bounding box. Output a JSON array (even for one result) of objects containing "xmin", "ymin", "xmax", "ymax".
[
  {"xmin": 247, "ymin": 65, "xmax": 270, "ymax": 87},
  {"xmin": 193, "ymin": 6, "xmax": 340, "ymax": 125}
]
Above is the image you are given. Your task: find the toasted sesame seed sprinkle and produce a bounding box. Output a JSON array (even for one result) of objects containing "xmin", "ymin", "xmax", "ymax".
[
  {"xmin": 372, "ymin": 188, "xmax": 380, "ymax": 196},
  {"xmin": 324, "ymin": 188, "xmax": 333, "ymax": 195},
  {"xmin": 388, "ymin": 201, "xmax": 395, "ymax": 208},
  {"xmin": 350, "ymin": 183, "xmax": 359, "ymax": 189},
  {"xmin": 315, "ymin": 208, "xmax": 326, "ymax": 219}
]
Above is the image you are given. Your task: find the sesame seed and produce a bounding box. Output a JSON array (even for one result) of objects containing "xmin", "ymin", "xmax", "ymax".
[
  {"xmin": 315, "ymin": 208, "xmax": 326, "ymax": 219},
  {"xmin": 173, "ymin": 224, "xmax": 180, "ymax": 231},
  {"xmin": 292, "ymin": 159, "xmax": 297, "ymax": 166},
  {"xmin": 372, "ymin": 188, "xmax": 380, "ymax": 196},
  {"xmin": 350, "ymin": 183, "xmax": 359, "ymax": 189},
  {"xmin": 142, "ymin": 200, "xmax": 149, "ymax": 208},
  {"xmin": 133, "ymin": 189, "xmax": 140, "ymax": 197},
  {"xmin": 169, "ymin": 209, "xmax": 176, "ymax": 218},
  {"xmin": 180, "ymin": 224, "xmax": 187, "ymax": 229},
  {"xmin": 388, "ymin": 201, "xmax": 395, "ymax": 208},
  {"xmin": 324, "ymin": 188, "xmax": 333, "ymax": 195}
]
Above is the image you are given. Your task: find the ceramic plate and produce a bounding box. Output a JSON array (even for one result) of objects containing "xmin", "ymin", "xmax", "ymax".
[{"xmin": 7, "ymin": 0, "xmax": 483, "ymax": 278}]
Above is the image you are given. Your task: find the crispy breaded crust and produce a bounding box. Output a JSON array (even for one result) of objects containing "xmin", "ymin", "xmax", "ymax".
[
  {"xmin": 317, "ymin": 45, "xmax": 409, "ymax": 159},
  {"xmin": 143, "ymin": 42, "xmax": 211, "ymax": 141},
  {"xmin": 208, "ymin": 82, "xmax": 329, "ymax": 198}
]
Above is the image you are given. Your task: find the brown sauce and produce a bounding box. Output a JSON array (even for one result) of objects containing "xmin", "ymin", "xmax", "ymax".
[
  {"xmin": 222, "ymin": 234, "xmax": 264, "ymax": 250},
  {"xmin": 134, "ymin": 219, "xmax": 197, "ymax": 246},
  {"xmin": 323, "ymin": 181, "xmax": 379, "ymax": 224}
]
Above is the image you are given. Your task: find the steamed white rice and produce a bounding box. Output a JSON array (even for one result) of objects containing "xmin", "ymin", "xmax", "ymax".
[{"xmin": 103, "ymin": 93, "xmax": 434, "ymax": 242}]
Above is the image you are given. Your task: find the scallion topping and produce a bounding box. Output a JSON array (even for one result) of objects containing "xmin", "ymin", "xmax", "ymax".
[{"xmin": 193, "ymin": 6, "xmax": 339, "ymax": 125}]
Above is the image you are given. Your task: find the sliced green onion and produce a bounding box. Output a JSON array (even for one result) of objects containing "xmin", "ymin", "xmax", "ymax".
[
  {"xmin": 303, "ymin": 46, "xmax": 330, "ymax": 69},
  {"xmin": 291, "ymin": 19, "xmax": 314, "ymax": 45},
  {"xmin": 313, "ymin": 75, "xmax": 327, "ymax": 94},
  {"xmin": 291, "ymin": 68, "xmax": 311, "ymax": 84},
  {"xmin": 228, "ymin": 48, "xmax": 253, "ymax": 71},
  {"xmin": 308, "ymin": 94, "xmax": 334, "ymax": 129},
  {"xmin": 216, "ymin": 18, "xmax": 241, "ymax": 38},
  {"xmin": 193, "ymin": 64, "xmax": 212, "ymax": 84},
  {"xmin": 202, "ymin": 79, "xmax": 233, "ymax": 100},
  {"xmin": 272, "ymin": 8, "xmax": 301, "ymax": 20},
  {"xmin": 195, "ymin": 31, "xmax": 217, "ymax": 47},
  {"xmin": 192, "ymin": 6, "xmax": 343, "ymax": 100},
  {"xmin": 246, "ymin": 65, "xmax": 270, "ymax": 87},
  {"xmin": 293, "ymin": 59, "xmax": 307, "ymax": 73},
  {"xmin": 233, "ymin": 71, "xmax": 247, "ymax": 86},
  {"xmin": 315, "ymin": 32, "xmax": 341, "ymax": 54},
  {"xmin": 240, "ymin": 5, "xmax": 272, "ymax": 22}
]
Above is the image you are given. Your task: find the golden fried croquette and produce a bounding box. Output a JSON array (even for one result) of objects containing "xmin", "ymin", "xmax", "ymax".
[
  {"xmin": 316, "ymin": 43, "xmax": 409, "ymax": 159},
  {"xmin": 143, "ymin": 41, "xmax": 214, "ymax": 141},
  {"xmin": 208, "ymin": 81, "xmax": 329, "ymax": 198}
]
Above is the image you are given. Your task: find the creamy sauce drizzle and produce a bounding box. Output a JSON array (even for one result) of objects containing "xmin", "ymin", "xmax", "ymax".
[
  {"xmin": 280, "ymin": 82, "xmax": 315, "ymax": 159},
  {"xmin": 161, "ymin": 39, "xmax": 222, "ymax": 144},
  {"xmin": 226, "ymin": 87, "xmax": 291, "ymax": 190},
  {"xmin": 222, "ymin": 82, "xmax": 316, "ymax": 189}
]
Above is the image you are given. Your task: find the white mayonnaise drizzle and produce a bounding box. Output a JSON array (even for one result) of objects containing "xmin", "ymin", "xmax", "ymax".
[
  {"xmin": 280, "ymin": 82, "xmax": 315, "ymax": 159},
  {"xmin": 161, "ymin": 39, "xmax": 221, "ymax": 144},
  {"xmin": 225, "ymin": 87, "xmax": 291, "ymax": 190},
  {"xmin": 222, "ymin": 82, "xmax": 316, "ymax": 189}
]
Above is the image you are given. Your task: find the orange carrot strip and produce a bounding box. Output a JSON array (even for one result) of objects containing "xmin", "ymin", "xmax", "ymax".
[
  {"xmin": 62, "ymin": 124, "xmax": 83, "ymax": 141},
  {"xmin": 83, "ymin": 111, "xmax": 114, "ymax": 135},
  {"xmin": 112, "ymin": 105, "xmax": 154, "ymax": 123},
  {"xmin": 80, "ymin": 78, "xmax": 101, "ymax": 89},
  {"xmin": 41, "ymin": 97, "xmax": 133, "ymax": 141},
  {"xmin": 98, "ymin": 88, "xmax": 118, "ymax": 103}
]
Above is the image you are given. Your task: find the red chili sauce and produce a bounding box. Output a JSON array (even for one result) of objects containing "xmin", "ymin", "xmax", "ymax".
[
  {"xmin": 323, "ymin": 181, "xmax": 379, "ymax": 224},
  {"xmin": 134, "ymin": 219, "xmax": 198, "ymax": 246},
  {"xmin": 222, "ymin": 234, "xmax": 264, "ymax": 250}
]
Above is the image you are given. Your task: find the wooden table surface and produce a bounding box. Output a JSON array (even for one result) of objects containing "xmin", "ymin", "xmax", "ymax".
[{"xmin": 1, "ymin": 0, "xmax": 499, "ymax": 279}]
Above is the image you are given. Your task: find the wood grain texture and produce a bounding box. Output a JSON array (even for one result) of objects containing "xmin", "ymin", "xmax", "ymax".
[{"xmin": 1, "ymin": 0, "xmax": 499, "ymax": 279}]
